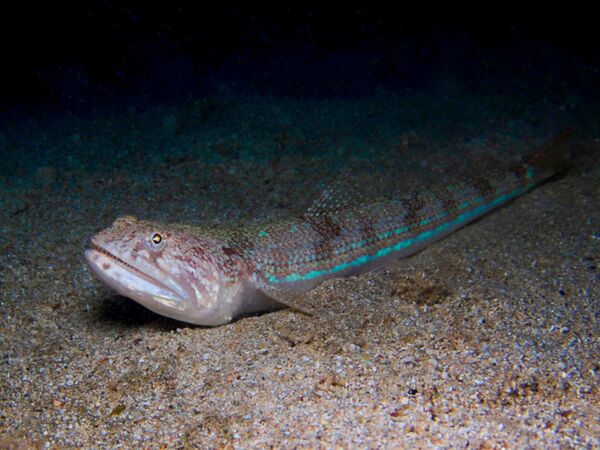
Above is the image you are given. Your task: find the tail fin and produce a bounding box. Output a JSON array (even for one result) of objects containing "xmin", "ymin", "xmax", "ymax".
[{"xmin": 524, "ymin": 128, "xmax": 574, "ymax": 182}]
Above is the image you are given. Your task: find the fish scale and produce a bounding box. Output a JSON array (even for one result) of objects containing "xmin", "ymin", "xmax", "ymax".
[{"xmin": 249, "ymin": 168, "xmax": 531, "ymax": 288}]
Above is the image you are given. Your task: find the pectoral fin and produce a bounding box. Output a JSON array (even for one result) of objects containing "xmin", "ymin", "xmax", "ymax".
[{"xmin": 258, "ymin": 284, "xmax": 316, "ymax": 317}]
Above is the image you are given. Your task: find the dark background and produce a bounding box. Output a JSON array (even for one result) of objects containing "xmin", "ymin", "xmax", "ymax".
[{"xmin": 1, "ymin": 2, "xmax": 599, "ymax": 118}]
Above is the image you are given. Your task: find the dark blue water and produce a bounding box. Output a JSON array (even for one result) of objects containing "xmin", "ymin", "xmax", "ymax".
[{"xmin": 1, "ymin": 3, "xmax": 599, "ymax": 186}]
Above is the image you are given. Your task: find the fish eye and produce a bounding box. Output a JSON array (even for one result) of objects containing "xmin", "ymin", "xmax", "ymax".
[{"xmin": 151, "ymin": 233, "xmax": 163, "ymax": 245}]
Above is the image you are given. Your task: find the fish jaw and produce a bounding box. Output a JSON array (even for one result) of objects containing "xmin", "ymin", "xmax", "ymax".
[{"xmin": 85, "ymin": 245, "xmax": 194, "ymax": 322}]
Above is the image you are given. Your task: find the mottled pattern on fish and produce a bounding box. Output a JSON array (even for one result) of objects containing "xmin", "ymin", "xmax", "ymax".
[
  {"xmin": 248, "ymin": 170, "xmax": 525, "ymax": 287},
  {"xmin": 85, "ymin": 130, "xmax": 573, "ymax": 325}
]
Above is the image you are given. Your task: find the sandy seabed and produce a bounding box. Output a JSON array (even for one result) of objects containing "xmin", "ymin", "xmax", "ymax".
[{"xmin": 1, "ymin": 93, "xmax": 598, "ymax": 448}]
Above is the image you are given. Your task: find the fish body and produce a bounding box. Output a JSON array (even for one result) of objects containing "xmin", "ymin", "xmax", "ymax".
[{"xmin": 85, "ymin": 130, "xmax": 572, "ymax": 325}]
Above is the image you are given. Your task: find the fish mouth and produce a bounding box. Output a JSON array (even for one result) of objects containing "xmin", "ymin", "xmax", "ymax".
[
  {"xmin": 86, "ymin": 240, "xmax": 164, "ymax": 288},
  {"xmin": 85, "ymin": 239, "xmax": 189, "ymax": 314}
]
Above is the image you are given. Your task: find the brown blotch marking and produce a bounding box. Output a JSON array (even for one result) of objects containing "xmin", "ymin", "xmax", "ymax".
[
  {"xmin": 102, "ymin": 262, "xmax": 111, "ymax": 270},
  {"xmin": 357, "ymin": 215, "xmax": 377, "ymax": 250},
  {"xmin": 438, "ymin": 187, "xmax": 459, "ymax": 219},
  {"xmin": 401, "ymin": 191, "xmax": 426, "ymax": 227},
  {"xmin": 224, "ymin": 230, "xmax": 255, "ymax": 254},
  {"xmin": 469, "ymin": 176, "xmax": 496, "ymax": 201},
  {"xmin": 311, "ymin": 240, "xmax": 337, "ymax": 271},
  {"xmin": 221, "ymin": 246, "xmax": 239, "ymax": 257},
  {"xmin": 304, "ymin": 214, "xmax": 342, "ymax": 241},
  {"xmin": 304, "ymin": 215, "xmax": 343, "ymax": 269}
]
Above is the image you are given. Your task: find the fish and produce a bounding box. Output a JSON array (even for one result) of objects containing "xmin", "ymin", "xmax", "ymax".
[{"xmin": 85, "ymin": 129, "xmax": 573, "ymax": 326}]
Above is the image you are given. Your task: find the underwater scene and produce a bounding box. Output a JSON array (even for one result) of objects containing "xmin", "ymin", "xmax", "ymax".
[{"xmin": 1, "ymin": 3, "xmax": 599, "ymax": 448}]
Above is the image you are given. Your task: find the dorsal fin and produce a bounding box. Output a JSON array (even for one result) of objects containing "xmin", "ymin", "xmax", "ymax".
[
  {"xmin": 302, "ymin": 168, "xmax": 373, "ymax": 239},
  {"xmin": 305, "ymin": 172, "xmax": 362, "ymax": 219},
  {"xmin": 524, "ymin": 128, "xmax": 574, "ymax": 179}
]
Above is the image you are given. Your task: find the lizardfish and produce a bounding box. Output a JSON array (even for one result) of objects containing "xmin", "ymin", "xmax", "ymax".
[{"xmin": 85, "ymin": 130, "xmax": 572, "ymax": 326}]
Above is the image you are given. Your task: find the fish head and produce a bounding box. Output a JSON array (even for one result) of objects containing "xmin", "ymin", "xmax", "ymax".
[{"xmin": 85, "ymin": 216, "xmax": 243, "ymax": 326}]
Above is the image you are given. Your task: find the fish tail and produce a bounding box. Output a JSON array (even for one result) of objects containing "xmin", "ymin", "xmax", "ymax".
[{"xmin": 523, "ymin": 128, "xmax": 574, "ymax": 183}]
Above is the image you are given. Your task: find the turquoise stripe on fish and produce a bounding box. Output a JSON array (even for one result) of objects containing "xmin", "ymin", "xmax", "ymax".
[{"xmin": 267, "ymin": 183, "xmax": 532, "ymax": 284}]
